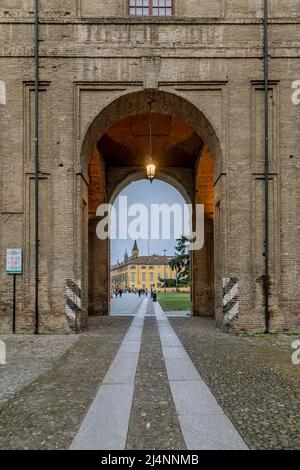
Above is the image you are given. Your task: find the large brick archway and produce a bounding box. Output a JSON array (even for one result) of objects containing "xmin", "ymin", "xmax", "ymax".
[
  {"xmin": 80, "ymin": 90, "xmax": 222, "ymax": 176},
  {"xmin": 80, "ymin": 89, "xmax": 222, "ymax": 329},
  {"xmin": 0, "ymin": 5, "xmax": 298, "ymax": 335}
]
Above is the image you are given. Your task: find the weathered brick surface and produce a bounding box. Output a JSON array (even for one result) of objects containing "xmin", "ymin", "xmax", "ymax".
[{"xmin": 0, "ymin": 1, "xmax": 299, "ymax": 333}]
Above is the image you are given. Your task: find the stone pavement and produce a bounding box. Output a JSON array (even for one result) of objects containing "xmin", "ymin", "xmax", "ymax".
[
  {"xmin": 0, "ymin": 334, "xmax": 79, "ymax": 404},
  {"xmin": 154, "ymin": 302, "xmax": 247, "ymax": 450},
  {"xmin": 166, "ymin": 311, "xmax": 191, "ymax": 317},
  {"xmin": 170, "ymin": 317, "xmax": 300, "ymax": 450},
  {"xmin": 126, "ymin": 301, "xmax": 185, "ymax": 450},
  {"xmin": 70, "ymin": 299, "xmax": 147, "ymax": 450},
  {"xmin": 70, "ymin": 299, "xmax": 247, "ymax": 450},
  {"xmin": 0, "ymin": 301, "xmax": 299, "ymax": 450},
  {"xmin": 110, "ymin": 292, "xmax": 144, "ymax": 316},
  {"xmin": 0, "ymin": 317, "xmax": 132, "ymax": 449}
]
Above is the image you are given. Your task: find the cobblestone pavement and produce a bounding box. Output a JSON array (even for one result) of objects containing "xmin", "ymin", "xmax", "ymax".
[
  {"xmin": 0, "ymin": 317, "xmax": 131, "ymax": 450},
  {"xmin": 0, "ymin": 335, "xmax": 79, "ymax": 404},
  {"xmin": 126, "ymin": 302, "xmax": 185, "ymax": 450},
  {"xmin": 1, "ymin": 312, "xmax": 299, "ymax": 450},
  {"xmin": 170, "ymin": 317, "xmax": 300, "ymax": 450}
]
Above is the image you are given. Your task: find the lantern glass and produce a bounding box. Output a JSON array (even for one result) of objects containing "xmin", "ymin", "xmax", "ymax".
[{"xmin": 146, "ymin": 163, "xmax": 156, "ymax": 181}]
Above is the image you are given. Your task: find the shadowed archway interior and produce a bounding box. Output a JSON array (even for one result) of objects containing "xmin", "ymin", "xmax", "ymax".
[
  {"xmin": 98, "ymin": 113, "xmax": 203, "ymax": 168},
  {"xmin": 80, "ymin": 90, "xmax": 220, "ymax": 327}
]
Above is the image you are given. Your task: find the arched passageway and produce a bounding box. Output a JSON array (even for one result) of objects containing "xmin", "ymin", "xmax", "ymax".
[
  {"xmin": 109, "ymin": 179, "xmax": 192, "ymax": 313},
  {"xmin": 78, "ymin": 89, "xmax": 223, "ymax": 329}
]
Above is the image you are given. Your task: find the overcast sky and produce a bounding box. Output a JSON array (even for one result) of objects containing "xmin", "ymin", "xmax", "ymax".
[{"xmin": 110, "ymin": 179, "xmax": 187, "ymax": 265}]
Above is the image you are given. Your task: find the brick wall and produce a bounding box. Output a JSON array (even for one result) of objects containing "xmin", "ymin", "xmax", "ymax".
[{"xmin": 0, "ymin": 2, "xmax": 299, "ymax": 333}]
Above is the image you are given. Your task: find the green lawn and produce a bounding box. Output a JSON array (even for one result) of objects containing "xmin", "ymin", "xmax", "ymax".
[{"xmin": 157, "ymin": 293, "xmax": 191, "ymax": 312}]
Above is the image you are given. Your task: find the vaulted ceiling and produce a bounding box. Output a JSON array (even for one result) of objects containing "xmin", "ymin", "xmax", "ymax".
[{"xmin": 98, "ymin": 113, "xmax": 203, "ymax": 168}]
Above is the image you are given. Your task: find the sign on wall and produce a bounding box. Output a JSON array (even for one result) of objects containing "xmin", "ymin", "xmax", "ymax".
[{"xmin": 6, "ymin": 249, "xmax": 22, "ymax": 274}]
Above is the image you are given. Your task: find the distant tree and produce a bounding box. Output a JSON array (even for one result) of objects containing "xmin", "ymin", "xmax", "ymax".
[
  {"xmin": 159, "ymin": 278, "xmax": 177, "ymax": 289},
  {"xmin": 169, "ymin": 256, "xmax": 182, "ymax": 292},
  {"xmin": 169, "ymin": 236, "xmax": 190, "ymax": 289}
]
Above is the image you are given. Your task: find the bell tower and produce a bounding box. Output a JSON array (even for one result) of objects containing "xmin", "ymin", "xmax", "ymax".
[{"xmin": 132, "ymin": 240, "xmax": 139, "ymax": 258}]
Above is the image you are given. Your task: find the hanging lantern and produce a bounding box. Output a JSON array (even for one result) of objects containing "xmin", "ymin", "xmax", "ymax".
[
  {"xmin": 146, "ymin": 162, "xmax": 156, "ymax": 182},
  {"xmin": 146, "ymin": 98, "xmax": 156, "ymax": 183}
]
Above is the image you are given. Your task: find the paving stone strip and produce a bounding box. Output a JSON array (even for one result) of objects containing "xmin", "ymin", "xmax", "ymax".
[
  {"xmin": 0, "ymin": 317, "xmax": 132, "ymax": 450},
  {"xmin": 154, "ymin": 302, "xmax": 248, "ymax": 450},
  {"xmin": 70, "ymin": 299, "xmax": 147, "ymax": 450},
  {"xmin": 126, "ymin": 300, "xmax": 185, "ymax": 450},
  {"xmin": 170, "ymin": 317, "xmax": 300, "ymax": 450}
]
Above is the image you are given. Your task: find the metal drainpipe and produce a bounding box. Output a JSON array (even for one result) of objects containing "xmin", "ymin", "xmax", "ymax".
[
  {"xmin": 34, "ymin": 0, "xmax": 40, "ymax": 334},
  {"xmin": 264, "ymin": 0, "xmax": 270, "ymax": 334}
]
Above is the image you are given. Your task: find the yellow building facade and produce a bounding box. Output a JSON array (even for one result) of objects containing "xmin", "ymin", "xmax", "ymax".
[{"xmin": 111, "ymin": 241, "xmax": 177, "ymax": 292}]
